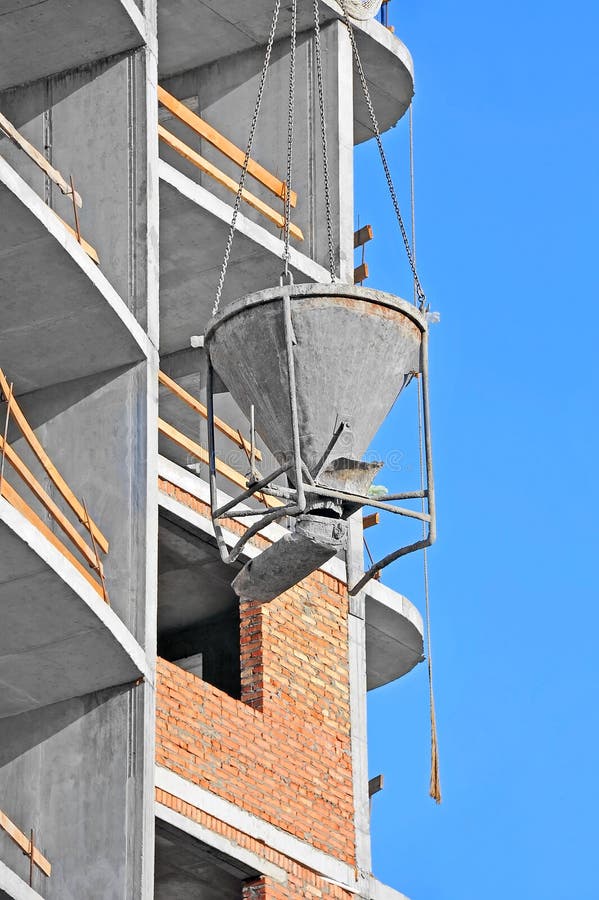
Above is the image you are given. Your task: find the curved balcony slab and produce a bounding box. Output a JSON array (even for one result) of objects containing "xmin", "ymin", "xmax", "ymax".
[
  {"xmin": 0, "ymin": 860, "xmax": 43, "ymax": 900},
  {"xmin": 0, "ymin": 496, "xmax": 149, "ymax": 719},
  {"xmin": 157, "ymin": 1, "xmax": 413, "ymax": 142},
  {"xmin": 0, "ymin": 157, "xmax": 150, "ymax": 394},
  {"xmin": 0, "ymin": 0, "xmax": 145, "ymax": 92},
  {"xmin": 159, "ymin": 160, "xmax": 329, "ymax": 354},
  {"xmin": 365, "ymin": 579, "xmax": 423, "ymax": 690}
]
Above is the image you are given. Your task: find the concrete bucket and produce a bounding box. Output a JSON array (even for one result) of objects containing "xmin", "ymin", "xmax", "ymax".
[{"xmin": 204, "ymin": 283, "xmax": 426, "ymax": 601}]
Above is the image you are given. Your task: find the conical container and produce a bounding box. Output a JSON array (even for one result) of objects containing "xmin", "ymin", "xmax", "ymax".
[{"xmin": 204, "ymin": 283, "xmax": 425, "ymax": 483}]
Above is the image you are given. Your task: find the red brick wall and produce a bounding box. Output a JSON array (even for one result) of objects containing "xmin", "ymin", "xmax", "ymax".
[{"xmin": 156, "ymin": 480, "xmax": 356, "ymax": 865}]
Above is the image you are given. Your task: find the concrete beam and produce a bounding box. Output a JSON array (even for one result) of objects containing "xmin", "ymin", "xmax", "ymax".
[{"xmin": 0, "ymin": 861, "xmax": 44, "ymax": 900}]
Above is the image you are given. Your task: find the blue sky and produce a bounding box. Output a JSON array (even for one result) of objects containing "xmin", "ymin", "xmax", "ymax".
[{"xmin": 357, "ymin": 2, "xmax": 599, "ymax": 898}]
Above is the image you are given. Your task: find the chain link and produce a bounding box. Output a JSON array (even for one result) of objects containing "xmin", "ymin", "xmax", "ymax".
[
  {"xmin": 283, "ymin": 0, "xmax": 297, "ymax": 276},
  {"xmin": 338, "ymin": 0, "xmax": 427, "ymax": 308},
  {"xmin": 212, "ymin": 0, "xmax": 282, "ymax": 317},
  {"xmin": 313, "ymin": 0, "xmax": 337, "ymax": 282}
]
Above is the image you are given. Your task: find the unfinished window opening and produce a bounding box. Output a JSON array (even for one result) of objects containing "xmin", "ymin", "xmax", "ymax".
[{"xmin": 158, "ymin": 513, "xmax": 242, "ymax": 700}]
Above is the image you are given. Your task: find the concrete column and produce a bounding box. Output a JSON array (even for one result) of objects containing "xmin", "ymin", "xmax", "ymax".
[{"xmin": 346, "ymin": 514, "xmax": 373, "ymax": 896}]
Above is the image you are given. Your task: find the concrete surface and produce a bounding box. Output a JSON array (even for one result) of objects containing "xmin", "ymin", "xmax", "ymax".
[
  {"xmin": 156, "ymin": 820, "xmax": 247, "ymax": 900},
  {"xmin": 0, "ymin": 860, "xmax": 44, "ymax": 900},
  {"xmin": 0, "ymin": 682, "xmax": 147, "ymax": 898},
  {"xmin": 0, "ymin": 0, "xmax": 144, "ymax": 92},
  {"xmin": 157, "ymin": 0, "xmax": 413, "ymax": 141},
  {"xmin": 0, "ymin": 157, "xmax": 148, "ymax": 394},
  {"xmin": 159, "ymin": 160, "xmax": 330, "ymax": 353},
  {"xmin": 0, "ymin": 496, "xmax": 147, "ymax": 718}
]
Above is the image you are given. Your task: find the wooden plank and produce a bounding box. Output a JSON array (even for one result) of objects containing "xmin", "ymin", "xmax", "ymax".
[
  {"xmin": 158, "ymin": 124, "xmax": 304, "ymax": 242},
  {"xmin": 158, "ymin": 418, "xmax": 282, "ymax": 509},
  {"xmin": 158, "ymin": 370, "xmax": 262, "ymax": 462},
  {"xmin": 0, "ymin": 478, "xmax": 104, "ymax": 599},
  {"xmin": 354, "ymin": 262, "xmax": 369, "ymax": 284},
  {"xmin": 158, "ymin": 86, "xmax": 297, "ymax": 208},
  {"xmin": 354, "ymin": 224, "xmax": 373, "ymax": 248},
  {"xmin": 51, "ymin": 211, "xmax": 100, "ymax": 265},
  {"xmin": 0, "ymin": 434, "xmax": 100, "ymax": 572},
  {"xmin": 0, "ymin": 811, "xmax": 51, "ymax": 877},
  {"xmin": 0, "ymin": 110, "xmax": 82, "ymax": 208},
  {"xmin": 362, "ymin": 512, "xmax": 380, "ymax": 529},
  {"xmin": 0, "ymin": 369, "xmax": 109, "ymax": 554}
]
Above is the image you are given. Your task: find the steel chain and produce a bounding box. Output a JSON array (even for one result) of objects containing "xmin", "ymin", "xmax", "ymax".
[
  {"xmin": 313, "ymin": 0, "xmax": 337, "ymax": 282},
  {"xmin": 283, "ymin": 0, "xmax": 298, "ymax": 276},
  {"xmin": 212, "ymin": 0, "xmax": 282, "ymax": 317},
  {"xmin": 338, "ymin": 0, "xmax": 427, "ymax": 308}
]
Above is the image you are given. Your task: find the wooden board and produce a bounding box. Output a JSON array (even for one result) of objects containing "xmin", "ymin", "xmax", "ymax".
[
  {"xmin": 0, "ymin": 110, "xmax": 82, "ymax": 208},
  {"xmin": 0, "ymin": 435, "xmax": 100, "ymax": 573},
  {"xmin": 0, "ymin": 369, "xmax": 109, "ymax": 554},
  {"xmin": 158, "ymin": 418, "xmax": 282, "ymax": 509},
  {"xmin": 158, "ymin": 86, "xmax": 297, "ymax": 208},
  {"xmin": 354, "ymin": 262, "xmax": 369, "ymax": 284},
  {"xmin": 0, "ymin": 810, "xmax": 51, "ymax": 877},
  {"xmin": 158, "ymin": 370, "xmax": 262, "ymax": 461},
  {"xmin": 363, "ymin": 512, "xmax": 380, "ymax": 529},
  {"xmin": 0, "ymin": 478, "xmax": 105, "ymax": 600},
  {"xmin": 52, "ymin": 211, "xmax": 100, "ymax": 265},
  {"xmin": 354, "ymin": 224, "xmax": 373, "ymax": 248},
  {"xmin": 158, "ymin": 124, "xmax": 304, "ymax": 241}
]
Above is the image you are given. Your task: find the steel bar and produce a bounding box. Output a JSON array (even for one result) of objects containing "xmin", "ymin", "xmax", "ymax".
[{"xmin": 213, "ymin": 462, "xmax": 291, "ymax": 518}]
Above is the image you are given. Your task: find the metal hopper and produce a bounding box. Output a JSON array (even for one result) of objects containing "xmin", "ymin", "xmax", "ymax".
[{"xmin": 203, "ymin": 283, "xmax": 435, "ymax": 599}]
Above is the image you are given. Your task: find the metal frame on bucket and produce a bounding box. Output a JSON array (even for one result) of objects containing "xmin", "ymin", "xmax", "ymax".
[{"xmin": 205, "ymin": 288, "xmax": 436, "ymax": 596}]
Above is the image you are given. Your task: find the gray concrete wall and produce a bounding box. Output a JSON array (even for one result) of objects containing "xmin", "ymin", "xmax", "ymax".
[
  {"xmin": 6, "ymin": 363, "xmax": 149, "ymax": 646},
  {"xmin": 0, "ymin": 48, "xmax": 152, "ymax": 330},
  {"xmin": 0, "ymin": 683, "xmax": 148, "ymax": 900},
  {"xmin": 160, "ymin": 20, "xmax": 354, "ymax": 281}
]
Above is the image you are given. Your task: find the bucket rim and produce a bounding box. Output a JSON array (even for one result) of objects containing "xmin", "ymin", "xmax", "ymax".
[{"xmin": 204, "ymin": 282, "xmax": 427, "ymax": 345}]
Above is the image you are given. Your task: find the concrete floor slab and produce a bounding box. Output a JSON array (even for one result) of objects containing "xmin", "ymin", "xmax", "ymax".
[
  {"xmin": 365, "ymin": 579, "xmax": 424, "ymax": 690},
  {"xmin": 0, "ymin": 497, "xmax": 147, "ymax": 719},
  {"xmin": 157, "ymin": 0, "xmax": 413, "ymax": 141},
  {"xmin": 159, "ymin": 161, "xmax": 329, "ymax": 354},
  {"xmin": 0, "ymin": 861, "xmax": 43, "ymax": 900},
  {"xmin": 0, "ymin": 157, "xmax": 149, "ymax": 394},
  {"xmin": 0, "ymin": 0, "xmax": 144, "ymax": 91},
  {"xmin": 155, "ymin": 819, "xmax": 250, "ymax": 900}
]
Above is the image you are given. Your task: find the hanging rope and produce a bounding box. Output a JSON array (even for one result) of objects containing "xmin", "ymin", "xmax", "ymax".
[
  {"xmin": 411, "ymin": 104, "xmax": 441, "ymax": 803},
  {"xmin": 338, "ymin": 0, "xmax": 426, "ymax": 308},
  {"xmin": 313, "ymin": 0, "xmax": 337, "ymax": 282},
  {"xmin": 283, "ymin": 0, "xmax": 298, "ymax": 278},
  {"xmin": 212, "ymin": 0, "xmax": 282, "ymax": 317}
]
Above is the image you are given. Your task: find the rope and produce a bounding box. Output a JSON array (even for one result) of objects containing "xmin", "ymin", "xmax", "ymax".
[
  {"xmin": 411, "ymin": 104, "xmax": 441, "ymax": 804},
  {"xmin": 212, "ymin": 0, "xmax": 282, "ymax": 317},
  {"xmin": 338, "ymin": 0, "xmax": 426, "ymax": 307}
]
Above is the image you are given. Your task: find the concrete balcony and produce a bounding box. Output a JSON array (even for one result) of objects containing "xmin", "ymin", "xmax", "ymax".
[
  {"xmin": 0, "ymin": 157, "xmax": 149, "ymax": 394},
  {"xmin": 0, "ymin": 493, "xmax": 148, "ymax": 719},
  {"xmin": 0, "ymin": 0, "xmax": 145, "ymax": 92},
  {"xmin": 159, "ymin": 159, "xmax": 329, "ymax": 354},
  {"xmin": 157, "ymin": 0, "xmax": 413, "ymax": 142}
]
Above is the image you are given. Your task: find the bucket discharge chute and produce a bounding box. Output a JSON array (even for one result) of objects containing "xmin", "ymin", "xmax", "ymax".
[{"xmin": 204, "ymin": 283, "xmax": 434, "ymax": 599}]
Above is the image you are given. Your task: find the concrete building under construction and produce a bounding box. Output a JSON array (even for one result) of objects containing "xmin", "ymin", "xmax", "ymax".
[{"xmin": 0, "ymin": 1, "xmax": 433, "ymax": 898}]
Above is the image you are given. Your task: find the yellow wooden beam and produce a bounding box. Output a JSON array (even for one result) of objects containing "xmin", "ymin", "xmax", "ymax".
[
  {"xmin": 158, "ymin": 417, "xmax": 282, "ymax": 509},
  {"xmin": 158, "ymin": 124, "xmax": 304, "ymax": 242},
  {"xmin": 158, "ymin": 86, "xmax": 297, "ymax": 208},
  {"xmin": 158, "ymin": 370, "xmax": 262, "ymax": 461},
  {"xmin": 0, "ymin": 435, "xmax": 101, "ymax": 573},
  {"xmin": 0, "ymin": 478, "xmax": 105, "ymax": 599},
  {"xmin": 0, "ymin": 369, "xmax": 109, "ymax": 554},
  {"xmin": 0, "ymin": 810, "xmax": 51, "ymax": 877},
  {"xmin": 0, "ymin": 110, "xmax": 82, "ymax": 208}
]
